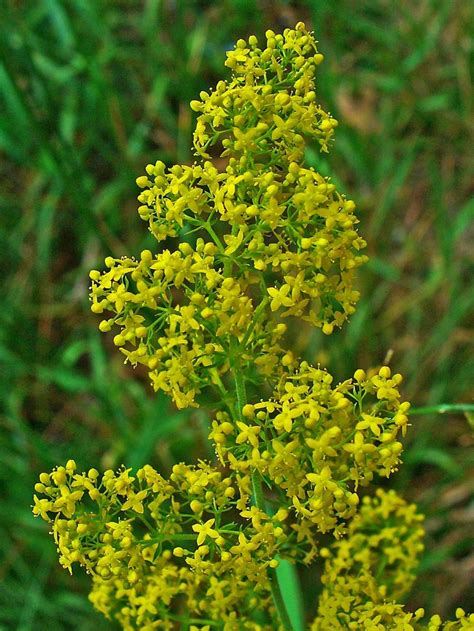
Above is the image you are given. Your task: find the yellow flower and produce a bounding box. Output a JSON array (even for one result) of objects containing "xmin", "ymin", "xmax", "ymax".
[
  {"xmin": 235, "ymin": 421, "xmax": 260, "ymax": 447},
  {"xmin": 192, "ymin": 518, "xmax": 219, "ymax": 546},
  {"xmin": 121, "ymin": 489, "xmax": 148, "ymax": 513}
]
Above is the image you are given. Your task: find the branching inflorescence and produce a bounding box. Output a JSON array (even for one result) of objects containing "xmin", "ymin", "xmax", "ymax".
[{"xmin": 33, "ymin": 23, "xmax": 473, "ymax": 630}]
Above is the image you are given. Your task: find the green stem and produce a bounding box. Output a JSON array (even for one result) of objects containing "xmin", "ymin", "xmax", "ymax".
[
  {"xmin": 410, "ymin": 403, "xmax": 474, "ymax": 416},
  {"xmin": 166, "ymin": 612, "xmax": 221, "ymax": 627},
  {"xmin": 139, "ymin": 533, "xmax": 197, "ymax": 546},
  {"xmin": 204, "ymin": 221, "xmax": 226, "ymax": 254},
  {"xmin": 209, "ymin": 367, "xmax": 231, "ymax": 402},
  {"xmin": 229, "ymin": 337, "xmax": 294, "ymax": 631},
  {"xmin": 230, "ymin": 337, "xmax": 247, "ymax": 415},
  {"xmin": 241, "ymin": 296, "xmax": 269, "ymax": 348},
  {"xmin": 251, "ymin": 470, "xmax": 293, "ymax": 631}
]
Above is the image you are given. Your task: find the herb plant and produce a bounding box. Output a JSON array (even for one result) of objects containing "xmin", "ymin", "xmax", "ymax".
[{"xmin": 33, "ymin": 23, "xmax": 472, "ymax": 631}]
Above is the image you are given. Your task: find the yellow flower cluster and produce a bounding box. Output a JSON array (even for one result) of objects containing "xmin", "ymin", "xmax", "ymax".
[
  {"xmin": 210, "ymin": 364, "xmax": 408, "ymax": 539},
  {"xmin": 90, "ymin": 243, "xmax": 287, "ymax": 409},
  {"xmin": 209, "ymin": 362, "xmax": 410, "ymax": 535},
  {"xmin": 89, "ymin": 23, "xmax": 368, "ymax": 408},
  {"xmin": 191, "ymin": 23, "xmax": 337, "ymax": 162},
  {"xmin": 135, "ymin": 160, "xmax": 367, "ymax": 328},
  {"xmin": 33, "ymin": 459, "xmax": 288, "ymax": 629},
  {"xmin": 33, "ymin": 22, "xmax": 473, "ymax": 631},
  {"xmin": 311, "ymin": 489, "xmax": 473, "ymax": 631}
]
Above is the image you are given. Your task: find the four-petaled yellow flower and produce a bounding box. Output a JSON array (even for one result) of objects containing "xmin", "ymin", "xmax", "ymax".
[
  {"xmin": 235, "ymin": 421, "xmax": 260, "ymax": 447},
  {"xmin": 192, "ymin": 518, "xmax": 219, "ymax": 546}
]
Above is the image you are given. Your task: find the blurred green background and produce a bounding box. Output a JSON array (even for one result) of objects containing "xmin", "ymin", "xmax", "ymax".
[{"xmin": 1, "ymin": 1, "xmax": 473, "ymax": 628}]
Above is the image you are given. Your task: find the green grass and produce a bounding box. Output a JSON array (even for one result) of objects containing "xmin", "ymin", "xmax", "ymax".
[{"xmin": 1, "ymin": 1, "xmax": 473, "ymax": 628}]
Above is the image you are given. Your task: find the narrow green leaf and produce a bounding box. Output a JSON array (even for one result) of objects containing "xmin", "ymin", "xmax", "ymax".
[
  {"xmin": 275, "ymin": 559, "xmax": 305, "ymax": 631},
  {"xmin": 36, "ymin": 366, "xmax": 90, "ymax": 392},
  {"xmin": 453, "ymin": 198, "xmax": 474, "ymax": 244},
  {"xmin": 372, "ymin": 145, "xmax": 417, "ymax": 236},
  {"xmin": 36, "ymin": 195, "xmax": 58, "ymax": 273},
  {"xmin": 410, "ymin": 404, "xmax": 474, "ymax": 416},
  {"xmin": 366, "ymin": 257, "xmax": 400, "ymax": 281},
  {"xmin": 42, "ymin": 0, "xmax": 75, "ymax": 50},
  {"xmin": 406, "ymin": 447, "xmax": 463, "ymax": 476},
  {"xmin": 0, "ymin": 62, "xmax": 31, "ymax": 129}
]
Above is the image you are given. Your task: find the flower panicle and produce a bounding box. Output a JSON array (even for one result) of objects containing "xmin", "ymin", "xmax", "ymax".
[
  {"xmin": 33, "ymin": 22, "xmax": 472, "ymax": 630},
  {"xmin": 89, "ymin": 23, "xmax": 368, "ymax": 409}
]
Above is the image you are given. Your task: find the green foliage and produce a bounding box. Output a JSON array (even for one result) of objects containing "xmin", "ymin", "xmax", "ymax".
[{"xmin": 1, "ymin": 1, "xmax": 472, "ymax": 628}]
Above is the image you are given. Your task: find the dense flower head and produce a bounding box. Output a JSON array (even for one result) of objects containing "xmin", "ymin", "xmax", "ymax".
[
  {"xmin": 311, "ymin": 489, "xmax": 473, "ymax": 631},
  {"xmin": 90, "ymin": 244, "xmax": 289, "ymax": 408},
  {"xmin": 210, "ymin": 364, "xmax": 409, "ymax": 538},
  {"xmin": 134, "ymin": 160, "xmax": 367, "ymax": 327},
  {"xmin": 190, "ymin": 22, "xmax": 337, "ymax": 164},
  {"xmin": 33, "ymin": 460, "xmax": 290, "ymax": 629},
  {"xmin": 89, "ymin": 22, "xmax": 368, "ymax": 409}
]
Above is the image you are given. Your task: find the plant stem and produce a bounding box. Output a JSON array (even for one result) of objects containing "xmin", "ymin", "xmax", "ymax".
[
  {"xmin": 251, "ymin": 471, "xmax": 294, "ymax": 630},
  {"xmin": 204, "ymin": 221, "xmax": 226, "ymax": 254},
  {"xmin": 230, "ymin": 336, "xmax": 294, "ymax": 631},
  {"xmin": 230, "ymin": 336, "xmax": 247, "ymax": 415},
  {"xmin": 241, "ymin": 296, "xmax": 269, "ymax": 348},
  {"xmin": 410, "ymin": 403, "xmax": 474, "ymax": 416}
]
